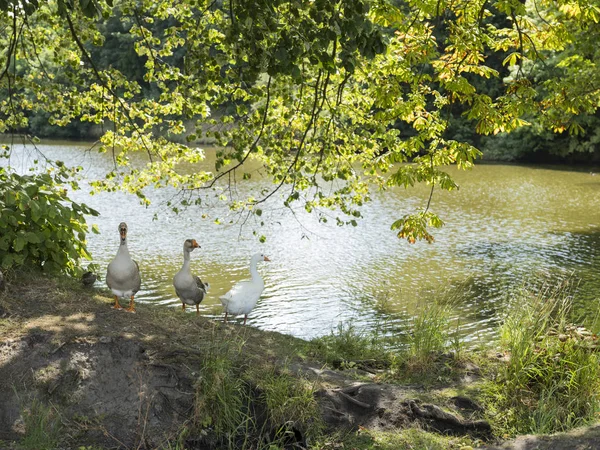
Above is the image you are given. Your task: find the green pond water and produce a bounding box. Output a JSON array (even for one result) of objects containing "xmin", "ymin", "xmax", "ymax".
[{"xmin": 4, "ymin": 140, "xmax": 600, "ymax": 342}]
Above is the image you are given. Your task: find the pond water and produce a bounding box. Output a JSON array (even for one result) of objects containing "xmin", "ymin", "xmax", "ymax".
[{"xmin": 3, "ymin": 139, "xmax": 600, "ymax": 342}]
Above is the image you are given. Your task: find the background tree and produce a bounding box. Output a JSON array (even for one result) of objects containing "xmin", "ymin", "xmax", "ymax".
[{"xmin": 1, "ymin": 0, "xmax": 600, "ymax": 270}]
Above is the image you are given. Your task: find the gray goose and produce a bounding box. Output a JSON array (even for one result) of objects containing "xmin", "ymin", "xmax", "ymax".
[
  {"xmin": 106, "ymin": 222, "xmax": 141, "ymax": 312},
  {"xmin": 173, "ymin": 239, "xmax": 209, "ymax": 315}
]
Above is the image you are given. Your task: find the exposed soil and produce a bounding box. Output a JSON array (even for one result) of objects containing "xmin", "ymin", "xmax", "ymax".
[{"xmin": 0, "ymin": 272, "xmax": 598, "ymax": 449}]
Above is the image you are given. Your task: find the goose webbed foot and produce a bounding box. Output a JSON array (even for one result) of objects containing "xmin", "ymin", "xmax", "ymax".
[
  {"xmin": 124, "ymin": 296, "xmax": 136, "ymax": 313},
  {"xmin": 113, "ymin": 296, "xmax": 123, "ymax": 310}
]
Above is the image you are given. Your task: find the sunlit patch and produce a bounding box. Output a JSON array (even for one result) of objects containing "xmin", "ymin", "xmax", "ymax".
[
  {"xmin": 25, "ymin": 313, "xmax": 97, "ymax": 333},
  {"xmin": 33, "ymin": 361, "xmax": 61, "ymax": 385}
]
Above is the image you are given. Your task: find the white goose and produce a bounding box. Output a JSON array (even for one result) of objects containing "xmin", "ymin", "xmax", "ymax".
[
  {"xmin": 220, "ymin": 253, "xmax": 270, "ymax": 325},
  {"xmin": 173, "ymin": 239, "xmax": 209, "ymax": 315},
  {"xmin": 106, "ymin": 222, "xmax": 141, "ymax": 312}
]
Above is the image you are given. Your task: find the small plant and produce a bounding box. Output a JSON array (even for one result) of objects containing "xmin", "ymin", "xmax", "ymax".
[
  {"xmin": 249, "ymin": 365, "xmax": 323, "ymax": 445},
  {"xmin": 307, "ymin": 322, "xmax": 390, "ymax": 365},
  {"xmin": 406, "ymin": 302, "xmax": 450, "ymax": 363},
  {"xmin": 18, "ymin": 399, "xmax": 62, "ymax": 450},
  {"xmin": 390, "ymin": 301, "xmax": 454, "ymax": 376},
  {"xmin": 193, "ymin": 340, "xmax": 247, "ymax": 446},
  {"xmin": 0, "ymin": 167, "xmax": 99, "ymax": 275}
]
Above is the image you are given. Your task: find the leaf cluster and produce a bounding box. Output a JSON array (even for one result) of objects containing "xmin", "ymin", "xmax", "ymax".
[{"xmin": 0, "ymin": 165, "xmax": 99, "ymax": 275}]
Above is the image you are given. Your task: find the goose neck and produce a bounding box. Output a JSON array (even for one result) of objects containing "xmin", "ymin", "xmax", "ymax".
[
  {"xmin": 249, "ymin": 258, "xmax": 261, "ymax": 283},
  {"xmin": 117, "ymin": 239, "xmax": 131, "ymax": 258},
  {"xmin": 182, "ymin": 250, "xmax": 191, "ymax": 270}
]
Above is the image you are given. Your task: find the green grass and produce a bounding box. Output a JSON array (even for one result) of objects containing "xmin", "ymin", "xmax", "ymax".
[
  {"xmin": 306, "ymin": 322, "xmax": 391, "ymax": 365},
  {"xmin": 190, "ymin": 333, "xmax": 324, "ymax": 450},
  {"xmin": 401, "ymin": 301, "xmax": 454, "ymax": 372},
  {"xmin": 17, "ymin": 399, "xmax": 62, "ymax": 450},
  {"xmin": 312, "ymin": 427, "xmax": 478, "ymax": 450},
  {"xmin": 192, "ymin": 334, "xmax": 248, "ymax": 448},
  {"xmin": 249, "ymin": 364, "xmax": 323, "ymax": 446},
  {"xmin": 483, "ymin": 280, "xmax": 600, "ymax": 436},
  {"xmin": 307, "ymin": 299, "xmax": 465, "ymax": 385}
]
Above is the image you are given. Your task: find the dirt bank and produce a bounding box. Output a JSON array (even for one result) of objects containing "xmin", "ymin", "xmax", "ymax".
[{"xmin": 0, "ymin": 272, "xmax": 598, "ymax": 449}]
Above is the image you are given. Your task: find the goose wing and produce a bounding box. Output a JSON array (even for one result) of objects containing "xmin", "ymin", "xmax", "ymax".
[
  {"xmin": 132, "ymin": 260, "xmax": 141, "ymax": 292},
  {"xmin": 194, "ymin": 275, "xmax": 210, "ymax": 292}
]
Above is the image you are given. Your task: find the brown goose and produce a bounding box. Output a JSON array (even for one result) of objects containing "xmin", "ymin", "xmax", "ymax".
[
  {"xmin": 106, "ymin": 222, "xmax": 141, "ymax": 312},
  {"xmin": 173, "ymin": 239, "xmax": 209, "ymax": 315}
]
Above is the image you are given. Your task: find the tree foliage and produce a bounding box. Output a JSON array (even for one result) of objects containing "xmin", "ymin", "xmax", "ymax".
[
  {"xmin": 0, "ymin": 156, "xmax": 99, "ymax": 275},
  {"xmin": 1, "ymin": 0, "xmax": 599, "ymax": 245}
]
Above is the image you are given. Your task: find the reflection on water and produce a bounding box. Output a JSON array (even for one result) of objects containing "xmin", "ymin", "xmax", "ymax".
[{"xmin": 3, "ymin": 140, "xmax": 600, "ymax": 342}]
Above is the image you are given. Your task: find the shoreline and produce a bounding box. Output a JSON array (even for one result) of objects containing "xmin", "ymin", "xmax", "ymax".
[{"xmin": 0, "ymin": 271, "xmax": 599, "ymax": 449}]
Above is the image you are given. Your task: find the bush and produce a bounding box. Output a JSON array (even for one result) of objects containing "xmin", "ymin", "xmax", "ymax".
[{"xmin": 0, "ymin": 167, "xmax": 99, "ymax": 275}]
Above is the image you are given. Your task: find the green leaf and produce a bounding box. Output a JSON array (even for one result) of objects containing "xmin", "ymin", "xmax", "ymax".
[
  {"xmin": 26, "ymin": 232, "xmax": 41, "ymax": 244},
  {"xmin": 1, "ymin": 253, "xmax": 12, "ymax": 269},
  {"xmin": 14, "ymin": 237, "xmax": 26, "ymax": 252}
]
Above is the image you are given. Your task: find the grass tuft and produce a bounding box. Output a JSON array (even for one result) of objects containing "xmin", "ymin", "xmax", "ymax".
[
  {"xmin": 401, "ymin": 301, "xmax": 453, "ymax": 372},
  {"xmin": 192, "ymin": 333, "xmax": 323, "ymax": 449},
  {"xmin": 312, "ymin": 426, "xmax": 478, "ymax": 449},
  {"xmin": 307, "ymin": 322, "xmax": 390, "ymax": 365},
  {"xmin": 193, "ymin": 334, "xmax": 248, "ymax": 447},
  {"xmin": 18, "ymin": 399, "xmax": 62, "ymax": 450},
  {"xmin": 307, "ymin": 300, "xmax": 467, "ymax": 385},
  {"xmin": 249, "ymin": 364, "xmax": 323, "ymax": 444}
]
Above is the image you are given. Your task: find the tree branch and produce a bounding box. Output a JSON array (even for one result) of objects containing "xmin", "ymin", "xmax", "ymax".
[
  {"xmin": 64, "ymin": 10, "xmax": 155, "ymax": 163},
  {"xmin": 252, "ymin": 70, "xmax": 323, "ymax": 205},
  {"xmin": 199, "ymin": 75, "xmax": 272, "ymax": 190}
]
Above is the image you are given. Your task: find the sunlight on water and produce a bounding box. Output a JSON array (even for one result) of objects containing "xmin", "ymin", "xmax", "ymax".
[{"xmin": 3, "ymin": 139, "xmax": 600, "ymax": 342}]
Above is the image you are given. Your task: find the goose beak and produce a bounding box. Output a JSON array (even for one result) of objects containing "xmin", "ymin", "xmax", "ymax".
[
  {"xmin": 264, "ymin": 256, "xmax": 271, "ymax": 262},
  {"xmin": 192, "ymin": 239, "xmax": 200, "ymax": 248}
]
